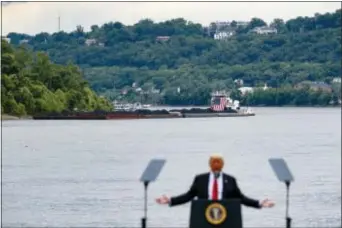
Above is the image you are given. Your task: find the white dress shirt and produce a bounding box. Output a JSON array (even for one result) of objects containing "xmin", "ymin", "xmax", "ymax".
[
  {"xmin": 208, "ymin": 172, "xmax": 223, "ymax": 200},
  {"xmin": 208, "ymin": 172, "xmax": 262, "ymax": 206}
]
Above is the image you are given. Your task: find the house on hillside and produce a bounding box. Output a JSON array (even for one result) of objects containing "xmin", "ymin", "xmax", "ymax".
[
  {"xmin": 208, "ymin": 20, "xmax": 248, "ymax": 33},
  {"xmin": 19, "ymin": 39, "xmax": 29, "ymax": 44},
  {"xmin": 211, "ymin": 21, "xmax": 248, "ymax": 29},
  {"xmin": 156, "ymin": 36, "xmax": 170, "ymax": 41},
  {"xmin": 85, "ymin": 39, "xmax": 97, "ymax": 46},
  {"xmin": 215, "ymin": 21, "xmax": 231, "ymax": 27},
  {"xmin": 332, "ymin": 77, "xmax": 341, "ymax": 83},
  {"xmin": 214, "ymin": 31, "xmax": 235, "ymax": 40},
  {"xmin": 234, "ymin": 79, "xmax": 244, "ymax": 86},
  {"xmin": 238, "ymin": 83, "xmax": 269, "ymax": 96},
  {"xmin": 238, "ymin": 87, "xmax": 254, "ymax": 95},
  {"xmin": 251, "ymin": 26, "xmax": 277, "ymax": 34},
  {"xmin": 236, "ymin": 21, "xmax": 249, "ymax": 27},
  {"xmin": 84, "ymin": 38, "xmax": 104, "ymax": 47}
]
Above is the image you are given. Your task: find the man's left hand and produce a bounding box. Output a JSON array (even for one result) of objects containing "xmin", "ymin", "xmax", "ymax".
[{"xmin": 260, "ymin": 198, "xmax": 275, "ymax": 208}]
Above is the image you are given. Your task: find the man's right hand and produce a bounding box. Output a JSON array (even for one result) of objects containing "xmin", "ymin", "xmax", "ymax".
[{"xmin": 156, "ymin": 195, "xmax": 170, "ymax": 204}]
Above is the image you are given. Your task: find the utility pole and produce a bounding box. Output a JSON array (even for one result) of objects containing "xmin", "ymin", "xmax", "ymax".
[{"xmin": 58, "ymin": 13, "xmax": 61, "ymax": 32}]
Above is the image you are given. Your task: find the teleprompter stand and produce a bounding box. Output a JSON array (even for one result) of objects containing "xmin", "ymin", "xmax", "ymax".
[
  {"xmin": 139, "ymin": 159, "xmax": 166, "ymax": 228},
  {"xmin": 269, "ymin": 158, "xmax": 294, "ymax": 228}
]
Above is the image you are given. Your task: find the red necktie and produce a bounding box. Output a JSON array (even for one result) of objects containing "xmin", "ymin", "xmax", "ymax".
[{"xmin": 212, "ymin": 178, "xmax": 218, "ymax": 200}]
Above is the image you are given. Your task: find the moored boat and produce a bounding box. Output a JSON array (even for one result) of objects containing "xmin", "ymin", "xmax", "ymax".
[{"xmin": 170, "ymin": 91, "xmax": 255, "ymax": 117}]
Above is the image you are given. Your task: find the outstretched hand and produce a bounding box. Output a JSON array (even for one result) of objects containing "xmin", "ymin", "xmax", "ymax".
[
  {"xmin": 156, "ymin": 195, "xmax": 170, "ymax": 204},
  {"xmin": 260, "ymin": 198, "xmax": 275, "ymax": 208}
]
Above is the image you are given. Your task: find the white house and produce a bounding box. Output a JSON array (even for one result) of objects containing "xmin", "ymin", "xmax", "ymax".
[
  {"xmin": 156, "ymin": 36, "xmax": 170, "ymax": 41},
  {"xmin": 215, "ymin": 21, "xmax": 231, "ymax": 27},
  {"xmin": 238, "ymin": 87, "xmax": 254, "ymax": 95},
  {"xmin": 234, "ymin": 79, "xmax": 244, "ymax": 86},
  {"xmin": 19, "ymin": 39, "xmax": 29, "ymax": 44},
  {"xmin": 251, "ymin": 26, "xmax": 277, "ymax": 34},
  {"xmin": 332, "ymin": 77, "xmax": 341, "ymax": 83},
  {"xmin": 214, "ymin": 31, "xmax": 235, "ymax": 40},
  {"xmin": 85, "ymin": 39, "xmax": 97, "ymax": 46},
  {"xmin": 236, "ymin": 21, "xmax": 249, "ymax": 27}
]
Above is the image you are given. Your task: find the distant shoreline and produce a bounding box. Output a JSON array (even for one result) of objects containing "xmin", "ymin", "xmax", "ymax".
[
  {"xmin": 2, "ymin": 105, "xmax": 340, "ymax": 121},
  {"xmin": 154, "ymin": 104, "xmax": 342, "ymax": 108},
  {"xmin": 248, "ymin": 105, "xmax": 341, "ymax": 108}
]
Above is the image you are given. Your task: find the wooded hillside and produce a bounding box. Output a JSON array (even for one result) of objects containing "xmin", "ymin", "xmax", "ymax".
[{"xmin": 5, "ymin": 9, "xmax": 341, "ymax": 106}]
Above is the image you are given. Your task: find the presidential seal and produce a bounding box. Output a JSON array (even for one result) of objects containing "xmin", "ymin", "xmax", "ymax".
[{"xmin": 205, "ymin": 202, "xmax": 227, "ymax": 225}]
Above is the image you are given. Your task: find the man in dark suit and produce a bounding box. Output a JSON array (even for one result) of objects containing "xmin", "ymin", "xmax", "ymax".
[{"xmin": 156, "ymin": 153, "xmax": 274, "ymax": 208}]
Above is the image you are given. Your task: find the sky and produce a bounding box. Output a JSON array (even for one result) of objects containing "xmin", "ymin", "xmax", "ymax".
[{"xmin": 1, "ymin": 1, "xmax": 341, "ymax": 35}]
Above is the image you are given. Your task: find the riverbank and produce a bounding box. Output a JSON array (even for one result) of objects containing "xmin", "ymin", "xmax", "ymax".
[
  {"xmin": 1, "ymin": 114, "xmax": 32, "ymax": 120},
  {"xmin": 2, "ymin": 106, "xmax": 340, "ymax": 121},
  {"xmin": 248, "ymin": 104, "xmax": 341, "ymax": 108},
  {"xmin": 153, "ymin": 104, "xmax": 341, "ymax": 109}
]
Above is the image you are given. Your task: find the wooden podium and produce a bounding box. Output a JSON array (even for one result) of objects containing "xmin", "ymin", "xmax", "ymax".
[{"xmin": 189, "ymin": 199, "xmax": 243, "ymax": 228}]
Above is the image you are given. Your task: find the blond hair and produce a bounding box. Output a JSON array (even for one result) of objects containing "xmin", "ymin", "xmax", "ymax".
[{"xmin": 209, "ymin": 153, "xmax": 224, "ymax": 161}]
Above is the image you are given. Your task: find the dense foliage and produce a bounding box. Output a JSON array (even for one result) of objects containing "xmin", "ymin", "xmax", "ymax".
[
  {"xmin": 240, "ymin": 86, "xmax": 340, "ymax": 107},
  {"xmin": 1, "ymin": 40, "xmax": 112, "ymax": 116},
  {"xmin": 5, "ymin": 9, "xmax": 342, "ymax": 106}
]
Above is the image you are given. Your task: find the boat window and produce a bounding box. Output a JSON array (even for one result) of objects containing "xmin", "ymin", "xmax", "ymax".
[{"xmin": 212, "ymin": 97, "xmax": 222, "ymax": 105}]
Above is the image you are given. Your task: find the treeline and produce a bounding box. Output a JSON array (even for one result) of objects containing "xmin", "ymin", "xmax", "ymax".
[
  {"xmin": 1, "ymin": 40, "xmax": 112, "ymax": 116},
  {"xmin": 238, "ymin": 87, "xmax": 340, "ymax": 106},
  {"xmin": 107, "ymin": 84, "xmax": 340, "ymax": 106},
  {"xmin": 4, "ymin": 9, "xmax": 341, "ymax": 106},
  {"xmin": 84, "ymin": 61, "xmax": 341, "ymax": 92}
]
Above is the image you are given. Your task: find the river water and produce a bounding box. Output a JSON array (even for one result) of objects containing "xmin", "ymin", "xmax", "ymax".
[{"xmin": 1, "ymin": 107, "xmax": 341, "ymax": 227}]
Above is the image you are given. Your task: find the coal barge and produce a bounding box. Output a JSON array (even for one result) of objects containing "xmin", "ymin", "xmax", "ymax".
[{"xmin": 33, "ymin": 92, "xmax": 255, "ymax": 120}]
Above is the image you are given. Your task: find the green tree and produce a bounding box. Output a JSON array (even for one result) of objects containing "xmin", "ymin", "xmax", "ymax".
[{"xmin": 1, "ymin": 40, "xmax": 112, "ymax": 116}]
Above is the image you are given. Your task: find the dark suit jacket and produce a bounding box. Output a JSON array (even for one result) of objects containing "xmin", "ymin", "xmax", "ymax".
[{"xmin": 170, "ymin": 172, "xmax": 261, "ymax": 208}]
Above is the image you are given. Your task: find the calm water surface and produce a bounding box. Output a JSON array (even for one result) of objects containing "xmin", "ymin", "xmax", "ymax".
[{"xmin": 1, "ymin": 107, "xmax": 341, "ymax": 227}]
